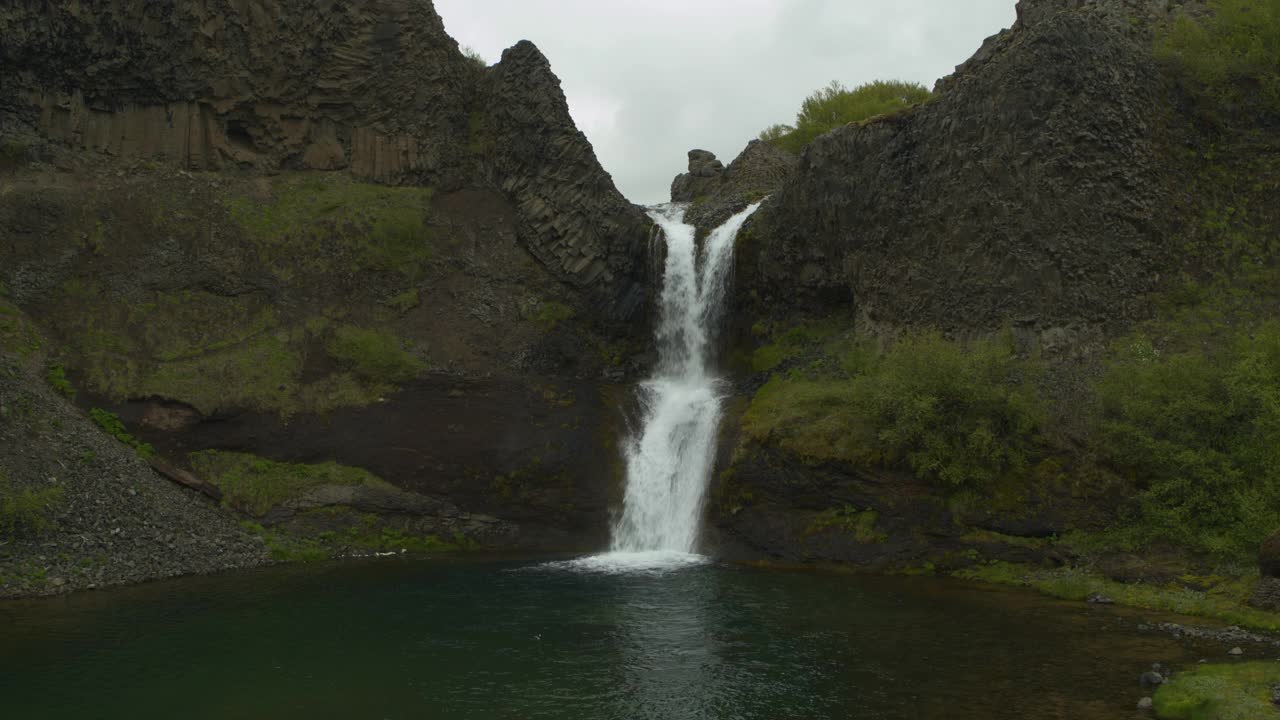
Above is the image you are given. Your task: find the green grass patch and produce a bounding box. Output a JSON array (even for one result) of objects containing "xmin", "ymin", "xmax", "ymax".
[
  {"xmin": 191, "ymin": 451, "xmax": 395, "ymax": 516},
  {"xmin": 321, "ymin": 516, "xmax": 476, "ymax": 553},
  {"xmin": 0, "ymin": 300, "xmax": 42, "ymax": 360},
  {"xmin": 45, "ymin": 365, "xmax": 75, "ymax": 400},
  {"xmin": 955, "ymin": 562, "xmax": 1280, "ymax": 632},
  {"xmin": 240, "ymin": 520, "xmax": 330, "ymax": 562},
  {"xmin": 324, "ymin": 325, "xmax": 424, "ymax": 385},
  {"xmin": 525, "ymin": 301, "xmax": 575, "ymax": 332},
  {"xmin": 806, "ymin": 506, "xmax": 887, "ymax": 543},
  {"xmin": 1154, "ymin": 661, "xmax": 1280, "ymax": 720},
  {"xmin": 141, "ymin": 334, "xmax": 301, "ymax": 416},
  {"xmin": 228, "ymin": 174, "xmax": 434, "ymax": 282},
  {"xmin": 760, "ymin": 80, "xmax": 931, "ymax": 154},
  {"xmin": 1157, "ymin": 0, "xmax": 1280, "ymax": 118},
  {"xmin": 89, "ymin": 408, "xmax": 155, "ymax": 458},
  {"xmin": 0, "ymin": 473, "xmax": 63, "ymax": 540}
]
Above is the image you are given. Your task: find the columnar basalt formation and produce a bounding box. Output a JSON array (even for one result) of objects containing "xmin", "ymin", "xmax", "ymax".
[{"xmin": 0, "ymin": 0, "xmax": 649, "ymax": 318}]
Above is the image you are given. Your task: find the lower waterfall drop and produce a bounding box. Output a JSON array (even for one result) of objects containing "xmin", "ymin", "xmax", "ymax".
[{"xmin": 608, "ymin": 201, "xmax": 763, "ymax": 561}]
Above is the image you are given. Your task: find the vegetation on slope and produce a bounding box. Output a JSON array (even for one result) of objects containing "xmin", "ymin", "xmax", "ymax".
[
  {"xmin": 759, "ymin": 80, "xmax": 930, "ymax": 154},
  {"xmin": 742, "ymin": 329, "xmax": 1045, "ymax": 494},
  {"xmin": 1154, "ymin": 661, "xmax": 1280, "ymax": 720},
  {"xmin": 1158, "ymin": 0, "xmax": 1280, "ymax": 118},
  {"xmin": 0, "ymin": 471, "xmax": 63, "ymax": 541},
  {"xmin": 189, "ymin": 450, "xmax": 394, "ymax": 516}
]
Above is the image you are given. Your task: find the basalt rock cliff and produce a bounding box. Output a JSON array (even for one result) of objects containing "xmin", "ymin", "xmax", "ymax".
[
  {"xmin": 0, "ymin": 0, "xmax": 649, "ymax": 319},
  {"xmin": 0, "ymin": 0, "xmax": 649, "ymax": 597},
  {"xmin": 728, "ymin": 0, "xmax": 1181, "ymax": 350}
]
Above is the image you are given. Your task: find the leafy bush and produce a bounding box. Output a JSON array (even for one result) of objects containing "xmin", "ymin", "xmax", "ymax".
[
  {"xmin": 89, "ymin": 408, "xmax": 155, "ymax": 458},
  {"xmin": 1094, "ymin": 323, "xmax": 1280, "ymax": 558},
  {"xmin": 1157, "ymin": 0, "xmax": 1280, "ymax": 116},
  {"xmin": 743, "ymin": 330, "xmax": 1045, "ymax": 491},
  {"xmin": 325, "ymin": 325, "xmax": 424, "ymax": 384},
  {"xmin": 759, "ymin": 80, "xmax": 931, "ymax": 154},
  {"xmin": 461, "ymin": 45, "xmax": 487, "ymax": 70},
  {"xmin": 0, "ymin": 473, "xmax": 63, "ymax": 540}
]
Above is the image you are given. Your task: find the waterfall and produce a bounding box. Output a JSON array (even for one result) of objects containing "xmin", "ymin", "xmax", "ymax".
[{"xmin": 608, "ymin": 201, "xmax": 763, "ymax": 557}]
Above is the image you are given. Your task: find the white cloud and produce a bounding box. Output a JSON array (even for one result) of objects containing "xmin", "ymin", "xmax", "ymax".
[{"xmin": 436, "ymin": 0, "xmax": 1017, "ymax": 204}]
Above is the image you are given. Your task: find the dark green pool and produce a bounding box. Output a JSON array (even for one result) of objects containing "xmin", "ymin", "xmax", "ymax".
[{"xmin": 0, "ymin": 554, "xmax": 1207, "ymax": 718}]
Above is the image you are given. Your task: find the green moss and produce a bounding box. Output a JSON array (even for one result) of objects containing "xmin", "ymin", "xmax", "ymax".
[
  {"xmin": 1157, "ymin": 0, "xmax": 1280, "ymax": 118},
  {"xmin": 955, "ymin": 562, "xmax": 1280, "ymax": 632},
  {"xmin": 959, "ymin": 529, "xmax": 1048, "ymax": 550},
  {"xmin": 807, "ymin": 506, "xmax": 887, "ymax": 543},
  {"xmin": 141, "ymin": 334, "xmax": 301, "ymax": 416},
  {"xmin": 0, "ymin": 301, "xmax": 41, "ymax": 360},
  {"xmin": 330, "ymin": 520, "xmax": 475, "ymax": 553},
  {"xmin": 525, "ymin": 301, "xmax": 575, "ymax": 331},
  {"xmin": 325, "ymin": 325, "xmax": 425, "ymax": 384},
  {"xmin": 227, "ymin": 173, "xmax": 434, "ymax": 282},
  {"xmin": 89, "ymin": 408, "xmax": 155, "ymax": 458},
  {"xmin": 240, "ymin": 520, "xmax": 330, "ymax": 562},
  {"xmin": 386, "ymin": 288, "xmax": 420, "ymax": 314},
  {"xmin": 0, "ymin": 473, "xmax": 64, "ymax": 540},
  {"xmin": 1154, "ymin": 661, "xmax": 1280, "ymax": 720},
  {"xmin": 467, "ymin": 111, "xmax": 495, "ymax": 156},
  {"xmin": 45, "ymin": 365, "xmax": 75, "ymax": 400},
  {"xmin": 190, "ymin": 450, "xmax": 395, "ymax": 517}
]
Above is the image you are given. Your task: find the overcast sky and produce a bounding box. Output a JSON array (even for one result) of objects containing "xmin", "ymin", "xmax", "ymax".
[{"xmin": 435, "ymin": 1, "xmax": 1018, "ymax": 205}]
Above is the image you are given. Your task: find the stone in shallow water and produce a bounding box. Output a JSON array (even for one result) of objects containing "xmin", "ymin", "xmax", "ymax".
[{"xmin": 1137, "ymin": 696, "xmax": 1153, "ymax": 711}]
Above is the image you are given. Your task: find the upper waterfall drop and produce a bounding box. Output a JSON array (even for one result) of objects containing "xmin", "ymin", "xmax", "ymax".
[{"xmin": 609, "ymin": 201, "xmax": 763, "ymax": 558}]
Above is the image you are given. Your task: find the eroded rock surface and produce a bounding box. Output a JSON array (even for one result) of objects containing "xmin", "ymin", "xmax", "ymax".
[
  {"xmin": 736, "ymin": 0, "xmax": 1172, "ymax": 348},
  {"xmin": 0, "ymin": 0, "xmax": 649, "ymax": 318}
]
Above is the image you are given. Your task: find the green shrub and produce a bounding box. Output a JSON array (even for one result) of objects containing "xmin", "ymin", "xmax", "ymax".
[
  {"xmin": 1157, "ymin": 0, "xmax": 1280, "ymax": 116},
  {"xmin": 0, "ymin": 474, "xmax": 63, "ymax": 539},
  {"xmin": 743, "ymin": 330, "xmax": 1045, "ymax": 491},
  {"xmin": 760, "ymin": 80, "xmax": 931, "ymax": 154},
  {"xmin": 46, "ymin": 365, "xmax": 75, "ymax": 400},
  {"xmin": 1093, "ymin": 322, "xmax": 1280, "ymax": 558},
  {"xmin": 461, "ymin": 45, "xmax": 487, "ymax": 70},
  {"xmin": 325, "ymin": 325, "xmax": 424, "ymax": 384},
  {"xmin": 89, "ymin": 408, "xmax": 155, "ymax": 458}
]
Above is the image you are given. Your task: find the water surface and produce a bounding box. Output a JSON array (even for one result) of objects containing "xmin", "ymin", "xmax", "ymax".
[{"xmin": 0, "ymin": 556, "xmax": 1209, "ymax": 719}]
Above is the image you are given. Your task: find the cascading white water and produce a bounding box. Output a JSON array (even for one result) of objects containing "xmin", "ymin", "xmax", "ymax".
[{"xmin": 608, "ymin": 201, "xmax": 763, "ymax": 557}]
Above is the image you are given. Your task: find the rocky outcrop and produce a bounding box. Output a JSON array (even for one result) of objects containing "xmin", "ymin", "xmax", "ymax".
[
  {"xmin": 670, "ymin": 149, "xmax": 726, "ymax": 202},
  {"xmin": 673, "ymin": 141, "xmax": 798, "ymax": 233},
  {"xmin": 736, "ymin": 0, "xmax": 1175, "ymax": 349},
  {"xmin": 0, "ymin": 0, "xmax": 649, "ymax": 319},
  {"xmin": 483, "ymin": 41, "xmax": 651, "ymax": 321}
]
